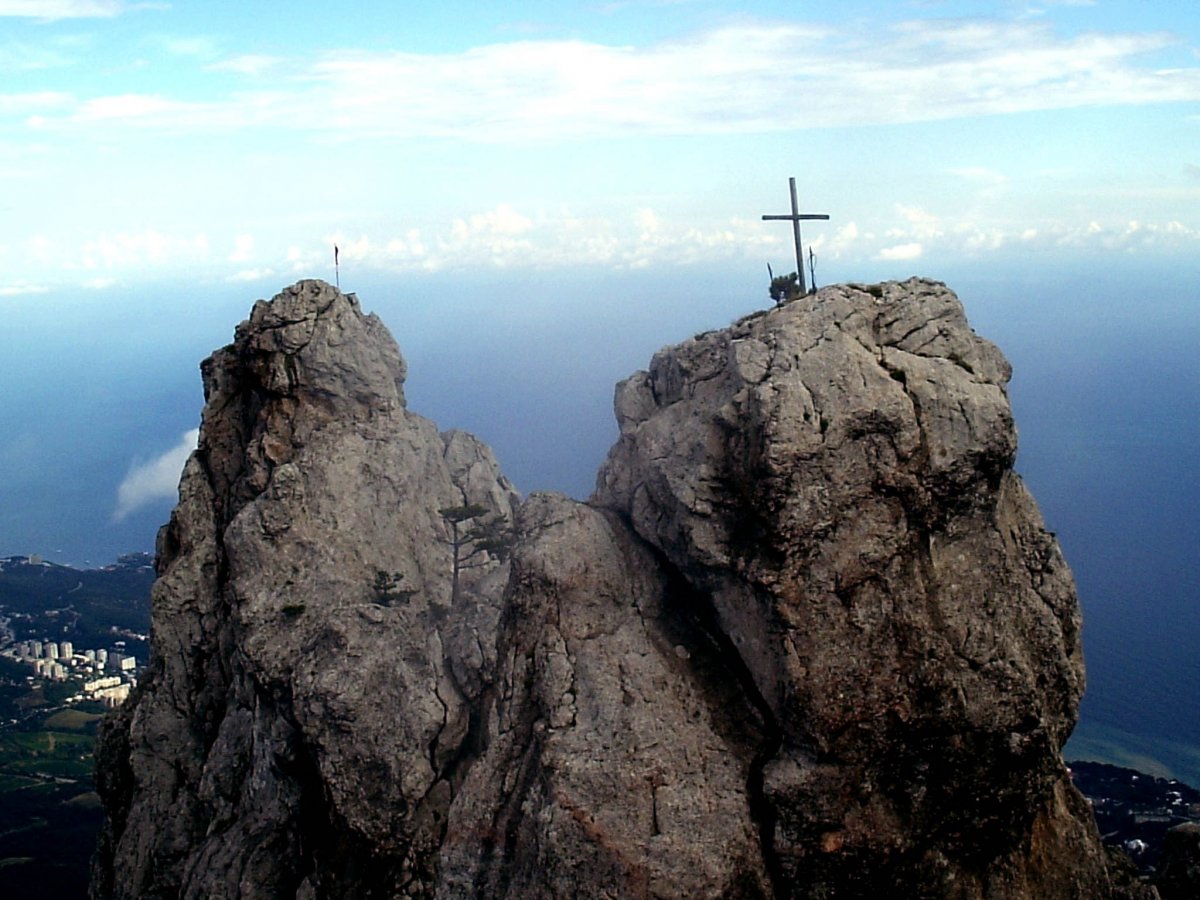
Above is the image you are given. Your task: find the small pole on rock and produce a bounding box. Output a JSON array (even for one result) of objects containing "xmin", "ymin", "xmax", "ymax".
[
  {"xmin": 808, "ymin": 246, "xmax": 817, "ymax": 293},
  {"xmin": 334, "ymin": 244, "xmax": 340, "ymax": 290}
]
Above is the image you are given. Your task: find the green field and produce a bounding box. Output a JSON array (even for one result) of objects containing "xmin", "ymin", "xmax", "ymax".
[
  {"xmin": 0, "ymin": 773, "xmax": 37, "ymax": 793},
  {"xmin": 44, "ymin": 708, "xmax": 103, "ymax": 732},
  {"xmin": 0, "ymin": 728, "xmax": 95, "ymax": 781},
  {"xmin": 0, "ymin": 709, "xmax": 105, "ymax": 894}
]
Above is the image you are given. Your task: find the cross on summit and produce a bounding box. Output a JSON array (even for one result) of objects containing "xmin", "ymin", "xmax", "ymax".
[{"xmin": 762, "ymin": 177, "xmax": 829, "ymax": 295}]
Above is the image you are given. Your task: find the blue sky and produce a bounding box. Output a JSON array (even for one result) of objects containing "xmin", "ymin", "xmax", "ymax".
[
  {"xmin": 1, "ymin": 0, "xmax": 1197, "ymax": 296},
  {"xmin": 2, "ymin": 0, "xmax": 1199, "ymax": 775}
]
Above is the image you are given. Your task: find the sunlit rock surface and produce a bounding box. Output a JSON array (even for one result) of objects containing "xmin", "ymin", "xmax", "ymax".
[{"xmin": 93, "ymin": 278, "xmax": 1145, "ymax": 898}]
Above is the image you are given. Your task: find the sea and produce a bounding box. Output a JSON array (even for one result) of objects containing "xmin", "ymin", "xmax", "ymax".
[{"xmin": 2, "ymin": 256, "xmax": 1196, "ymax": 782}]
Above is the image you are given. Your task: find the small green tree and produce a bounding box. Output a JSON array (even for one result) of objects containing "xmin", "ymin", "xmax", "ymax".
[
  {"xmin": 373, "ymin": 570, "xmax": 416, "ymax": 606},
  {"xmin": 439, "ymin": 503, "xmax": 513, "ymax": 603},
  {"xmin": 769, "ymin": 271, "xmax": 801, "ymax": 304}
]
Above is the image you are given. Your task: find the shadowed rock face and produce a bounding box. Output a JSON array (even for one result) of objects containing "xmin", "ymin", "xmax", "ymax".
[
  {"xmin": 93, "ymin": 278, "xmax": 1139, "ymax": 898},
  {"xmin": 92, "ymin": 281, "xmax": 518, "ymax": 899},
  {"xmin": 1157, "ymin": 823, "xmax": 1200, "ymax": 900},
  {"xmin": 592, "ymin": 280, "xmax": 1102, "ymax": 897}
]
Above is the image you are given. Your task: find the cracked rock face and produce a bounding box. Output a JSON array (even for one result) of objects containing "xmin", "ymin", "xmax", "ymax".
[
  {"xmin": 437, "ymin": 494, "xmax": 773, "ymax": 898},
  {"xmin": 593, "ymin": 279, "xmax": 1111, "ymax": 897},
  {"xmin": 95, "ymin": 278, "xmax": 1131, "ymax": 899},
  {"xmin": 92, "ymin": 281, "xmax": 517, "ymax": 898}
]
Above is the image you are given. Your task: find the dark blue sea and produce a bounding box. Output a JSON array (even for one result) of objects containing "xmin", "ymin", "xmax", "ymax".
[{"xmin": 2, "ymin": 257, "xmax": 1196, "ymax": 781}]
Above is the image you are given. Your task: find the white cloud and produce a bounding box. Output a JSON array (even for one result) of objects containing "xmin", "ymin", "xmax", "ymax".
[
  {"xmin": 0, "ymin": 282, "xmax": 48, "ymax": 296},
  {"xmin": 10, "ymin": 202, "xmax": 1199, "ymax": 294},
  {"xmin": 229, "ymin": 233, "xmax": 254, "ymax": 263},
  {"xmin": 273, "ymin": 205, "xmax": 791, "ymax": 275},
  {"xmin": 878, "ymin": 242, "xmax": 924, "ymax": 261},
  {"xmin": 207, "ymin": 202, "xmax": 1200, "ymax": 283},
  {"xmin": 963, "ymin": 230, "xmax": 1006, "ymax": 252},
  {"xmin": 893, "ymin": 205, "xmax": 944, "ymax": 240},
  {"xmin": 1049, "ymin": 218, "xmax": 1200, "ymax": 252},
  {"xmin": 80, "ymin": 230, "xmax": 209, "ymax": 269},
  {"xmin": 382, "ymin": 230, "xmax": 427, "ymax": 264},
  {"xmin": 159, "ymin": 35, "xmax": 219, "ymax": 60},
  {"xmin": 437, "ymin": 205, "xmax": 537, "ymax": 267},
  {"xmin": 807, "ymin": 222, "xmax": 861, "ymax": 261},
  {"xmin": 226, "ymin": 267, "xmax": 275, "ymax": 283},
  {"xmin": 20, "ymin": 20, "xmax": 1200, "ymax": 141},
  {"xmin": 449, "ymin": 204, "xmax": 533, "ymax": 239},
  {"xmin": 113, "ymin": 428, "xmax": 197, "ymax": 523},
  {"xmin": 860, "ymin": 212, "xmax": 1200, "ymax": 263},
  {"xmin": 634, "ymin": 208, "xmax": 660, "ymax": 233},
  {"xmin": 74, "ymin": 93, "xmax": 192, "ymax": 121}
]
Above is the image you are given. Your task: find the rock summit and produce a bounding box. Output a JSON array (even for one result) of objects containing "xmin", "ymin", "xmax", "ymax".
[{"xmin": 93, "ymin": 278, "xmax": 1143, "ymax": 898}]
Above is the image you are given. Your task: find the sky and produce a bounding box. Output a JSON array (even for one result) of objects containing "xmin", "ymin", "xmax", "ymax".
[
  {"xmin": 1, "ymin": 0, "xmax": 1198, "ymax": 773},
  {"xmin": 2, "ymin": 0, "xmax": 1198, "ymax": 292}
]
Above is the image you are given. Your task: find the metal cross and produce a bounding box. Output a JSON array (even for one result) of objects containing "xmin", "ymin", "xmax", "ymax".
[{"xmin": 762, "ymin": 177, "xmax": 829, "ymax": 295}]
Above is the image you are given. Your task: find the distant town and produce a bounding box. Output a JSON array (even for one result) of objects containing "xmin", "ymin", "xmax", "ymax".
[
  {"xmin": 0, "ymin": 552, "xmax": 155, "ymax": 893},
  {"xmin": 1, "ymin": 635, "xmax": 141, "ymax": 708},
  {"xmin": 0, "ymin": 552, "xmax": 153, "ymax": 718},
  {"xmin": 1071, "ymin": 760, "xmax": 1200, "ymax": 879}
]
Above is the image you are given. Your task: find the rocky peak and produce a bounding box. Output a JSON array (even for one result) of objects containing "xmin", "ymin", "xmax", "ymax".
[
  {"xmin": 592, "ymin": 279, "xmax": 1095, "ymax": 895},
  {"xmin": 94, "ymin": 278, "xmax": 1150, "ymax": 899},
  {"xmin": 94, "ymin": 280, "xmax": 516, "ymax": 898}
]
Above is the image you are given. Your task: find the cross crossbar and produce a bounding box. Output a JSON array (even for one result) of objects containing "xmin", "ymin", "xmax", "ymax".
[{"xmin": 762, "ymin": 177, "xmax": 829, "ymax": 294}]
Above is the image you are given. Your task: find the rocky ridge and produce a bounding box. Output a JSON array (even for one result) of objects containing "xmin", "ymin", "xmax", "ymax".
[{"xmin": 93, "ymin": 278, "xmax": 1149, "ymax": 898}]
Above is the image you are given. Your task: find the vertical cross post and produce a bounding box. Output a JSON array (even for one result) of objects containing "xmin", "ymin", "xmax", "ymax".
[{"xmin": 762, "ymin": 177, "xmax": 829, "ymax": 295}]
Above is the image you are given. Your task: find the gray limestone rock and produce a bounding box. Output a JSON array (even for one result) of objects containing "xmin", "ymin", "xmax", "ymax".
[
  {"xmin": 437, "ymin": 493, "xmax": 773, "ymax": 898},
  {"xmin": 93, "ymin": 277, "xmax": 1136, "ymax": 899},
  {"xmin": 592, "ymin": 278, "xmax": 1123, "ymax": 898},
  {"xmin": 93, "ymin": 280, "xmax": 517, "ymax": 898}
]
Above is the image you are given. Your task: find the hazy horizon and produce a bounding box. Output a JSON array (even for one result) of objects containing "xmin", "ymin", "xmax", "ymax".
[
  {"xmin": 1, "ymin": 0, "xmax": 1197, "ymax": 781},
  {"xmin": 4, "ymin": 257, "xmax": 1200, "ymax": 781}
]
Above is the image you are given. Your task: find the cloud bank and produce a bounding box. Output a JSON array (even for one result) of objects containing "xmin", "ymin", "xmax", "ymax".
[
  {"xmin": 2, "ymin": 14, "xmax": 1196, "ymax": 292},
  {"xmin": 8, "ymin": 200, "xmax": 1199, "ymax": 298},
  {"xmin": 20, "ymin": 20, "xmax": 1200, "ymax": 140},
  {"xmin": 113, "ymin": 428, "xmax": 197, "ymax": 523}
]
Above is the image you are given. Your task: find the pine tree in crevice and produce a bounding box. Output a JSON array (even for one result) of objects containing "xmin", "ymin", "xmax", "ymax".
[{"xmin": 438, "ymin": 504, "xmax": 513, "ymax": 604}]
